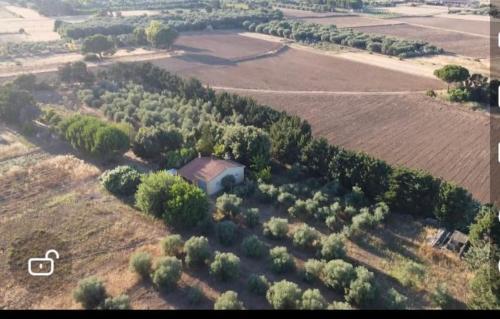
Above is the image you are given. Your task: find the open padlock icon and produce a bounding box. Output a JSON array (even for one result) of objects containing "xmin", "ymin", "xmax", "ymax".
[{"xmin": 28, "ymin": 249, "xmax": 59, "ymax": 277}]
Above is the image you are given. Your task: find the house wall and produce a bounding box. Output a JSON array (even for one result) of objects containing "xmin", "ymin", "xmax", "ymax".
[{"xmin": 206, "ymin": 166, "xmax": 244, "ymax": 195}]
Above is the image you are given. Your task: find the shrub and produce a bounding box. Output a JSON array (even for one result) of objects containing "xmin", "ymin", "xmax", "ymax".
[
  {"xmin": 161, "ymin": 234, "xmax": 184, "ymax": 257},
  {"xmin": 266, "ymin": 280, "xmax": 302, "ymax": 310},
  {"xmin": 394, "ymin": 260, "xmax": 426, "ymax": 288},
  {"xmin": 430, "ymin": 284, "xmax": 453, "ymax": 309},
  {"xmin": 99, "ymin": 165, "xmax": 141, "ymax": 196},
  {"xmin": 241, "ymin": 235, "xmax": 267, "ymax": 259},
  {"xmin": 269, "ymin": 246, "xmax": 295, "ymax": 274},
  {"xmin": 132, "ymin": 126, "xmax": 183, "ymax": 160},
  {"xmin": 345, "ymin": 266, "xmax": 376, "ymax": 306},
  {"xmin": 215, "ymin": 221, "xmax": 238, "ymax": 246},
  {"xmin": 321, "ymin": 233, "xmax": 346, "ymax": 261},
  {"xmin": 322, "ymin": 259, "xmax": 356, "ymax": 291},
  {"xmin": 214, "ymin": 291, "xmax": 245, "ymax": 310},
  {"xmin": 209, "ymin": 252, "xmax": 240, "ymax": 282},
  {"xmin": 263, "ymin": 217, "xmax": 289, "ymax": 239},
  {"xmin": 302, "ymin": 259, "xmax": 325, "ymax": 283},
  {"xmin": 277, "ymin": 192, "xmax": 297, "ymax": 210},
  {"xmin": 83, "ymin": 53, "xmax": 100, "ymax": 62},
  {"xmin": 102, "ymin": 295, "xmax": 130, "ymax": 310},
  {"xmin": 300, "ymin": 289, "xmax": 327, "ymax": 310},
  {"xmin": 186, "ymin": 285, "xmax": 204, "ymax": 305},
  {"xmin": 135, "ymin": 172, "xmax": 209, "ymax": 229},
  {"xmin": 292, "ymin": 224, "xmax": 320, "ymax": 250},
  {"xmin": 247, "ymin": 274, "xmax": 270, "ymax": 296},
  {"xmin": 185, "ymin": 236, "xmax": 211, "ymax": 267},
  {"xmin": 129, "ymin": 251, "xmax": 152, "ymax": 279},
  {"xmin": 243, "ymin": 208, "xmax": 260, "ymax": 228},
  {"xmin": 448, "ymin": 87, "xmax": 472, "ymax": 102},
  {"xmin": 215, "ymin": 193, "xmax": 243, "ymax": 218},
  {"xmin": 256, "ymin": 183, "xmax": 278, "ymax": 203},
  {"xmin": 385, "ymin": 288, "xmax": 407, "ymax": 309},
  {"xmin": 328, "ymin": 301, "xmax": 353, "ymax": 310},
  {"xmin": 73, "ymin": 276, "xmax": 107, "ymax": 309},
  {"xmin": 221, "ymin": 174, "xmax": 236, "ymax": 192},
  {"xmin": 152, "ymin": 256, "xmax": 182, "ymax": 291}
]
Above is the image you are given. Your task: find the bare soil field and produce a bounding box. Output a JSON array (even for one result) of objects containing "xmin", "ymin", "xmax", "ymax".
[
  {"xmin": 300, "ymin": 15, "xmax": 401, "ymax": 28},
  {"xmin": 353, "ymin": 24, "xmax": 489, "ymax": 58},
  {"xmin": 154, "ymin": 33, "xmax": 444, "ymax": 92},
  {"xmin": 230, "ymin": 91, "xmax": 491, "ymax": 203},
  {"xmin": 0, "ymin": 5, "xmax": 60, "ymax": 43},
  {"xmin": 280, "ymin": 7, "xmax": 350, "ymax": 18},
  {"xmin": 375, "ymin": 5, "xmax": 449, "ymax": 16},
  {"xmin": 394, "ymin": 16, "xmax": 490, "ymax": 37}
]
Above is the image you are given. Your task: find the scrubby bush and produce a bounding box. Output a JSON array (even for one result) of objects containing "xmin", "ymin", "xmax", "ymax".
[
  {"xmin": 152, "ymin": 256, "xmax": 182, "ymax": 291},
  {"xmin": 277, "ymin": 192, "xmax": 297, "ymax": 210},
  {"xmin": 73, "ymin": 276, "xmax": 107, "ymax": 309},
  {"xmin": 300, "ymin": 289, "xmax": 327, "ymax": 310},
  {"xmin": 385, "ymin": 288, "xmax": 407, "ymax": 309},
  {"xmin": 292, "ymin": 224, "xmax": 320, "ymax": 250},
  {"xmin": 102, "ymin": 295, "xmax": 130, "ymax": 310},
  {"xmin": 214, "ymin": 291, "xmax": 245, "ymax": 310},
  {"xmin": 135, "ymin": 172, "xmax": 209, "ymax": 229},
  {"xmin": 345, "ymin": 266, "xmax": 376, "ymax": 306},
  {"xmin": 184, "ymin": 236, "xmax": 211, "ymax": 267},
  {"xmin": 215, "ymin": 221, "xmax": 238, "ymax": 246},
  {"xmin": 242, "ymin": 235, "xmax": 267, "ymax": 259},
  {"xmin": 215, "ymin": 193, "xmax": 243, "ymax": 218},
  {"xmin": 100, "ymin": 165, "xmax": 141, "ymax": 196},
  {"xmin": 322, "ymin": 259, "xmax": 356, "ymax": 291},
  {"xmin": 186, "ymin": 285, "xmax": 204, "ymax": 305},
  {"xmin": 161, "ymin": 234, "xmax": 184, "ymax": 257},
  {"xmin": 321, "ymin": 233, "xmax": 346, "ymax": 261},
  {"xmin": 256, "ymin": 183, "xmax": 279, "ymax": 203},
  {"xmin": 129, "ymin": 251, "xmax": 152, "ymax": 279},
  {"xmin": 243, "ymin": 208, "xmax": 260, "ymax": 228},
  {"xmin": 328, "ymin": 301, "xmax": 353, "ymax": 310},
  {"xmin": 302, "ymin": 259, "xmax": 325, "ymax": 283},
  {"xmin": 266, "ymin": 280, "xmax": 302, "ymax": 310},
  {"xmin": 209, "ymin": 252, "xmax": 240, "ymax": 282},
  {"xmin": 269, "ymin": 246, "xmax": 295, "ymax": 274},
  {"xmin": 263, "ymin": 217, "xmax": 289, "ymax": 239},
  {"xmin": 247, "ymin": 274, "xmax": 270, "ymax": 296},
  {"xmin": 430, "ymin": 284, "xmax": 453, "ymax": 309}
]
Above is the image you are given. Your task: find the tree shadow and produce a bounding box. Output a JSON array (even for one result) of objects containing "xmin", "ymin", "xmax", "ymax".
[
  {"xmin": 174, "ymin": 54, "xmax": 236, "ymax": 66},
  {"xmin": 173, "ymin": 44, "xmax": 210, "ymax": 54}
]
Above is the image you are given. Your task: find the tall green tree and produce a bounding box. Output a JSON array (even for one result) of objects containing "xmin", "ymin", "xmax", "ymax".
[
  {"xmin": 434, "ymin": 65, "xmax": 470, "ymax": 91},
  {"xmin": 145, "ymin": 21, "xmax": 178, "ymax": 49},
  {"xmin": 222, "ymin": 125, "xmax": 271, "ymax": 166},
  {"xmin": 270, "ymin": 115, "xmax": 312, "ymax": 165},
  {"xmin": 81, "ymin": 34, "xmax": 115, "ymax": 59}
]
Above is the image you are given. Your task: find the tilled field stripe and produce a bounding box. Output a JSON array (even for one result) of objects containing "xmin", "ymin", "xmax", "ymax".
[{"xmin": 211, "ymin": 86, "xmax": 427, "ymax": 95}]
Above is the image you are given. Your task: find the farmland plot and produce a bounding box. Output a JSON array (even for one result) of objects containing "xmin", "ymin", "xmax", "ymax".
[{"xmin": 0, "ymin": 5, "xmax": 60, "ymax": 43}]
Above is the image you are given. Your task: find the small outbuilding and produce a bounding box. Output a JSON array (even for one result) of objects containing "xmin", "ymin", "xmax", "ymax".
[{"xmin": 177, "ymin": 156, "xmax": 244, "ymax": 195}]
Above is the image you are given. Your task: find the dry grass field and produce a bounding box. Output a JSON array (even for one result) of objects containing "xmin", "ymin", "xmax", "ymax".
[
  {"xmin": 299, "ymin": 15, "xmax": 401, "ymax": 28},
  {"xmin": 394, "ymin": 16, "xmax": 490, "ymax": 37},
  {"xmin": 0, "ymin": 124, "xmax": 472, "ymax": 309},
  {"xmin": 0, "ymin": 4, "xmax": 60, "ymax": 43}
]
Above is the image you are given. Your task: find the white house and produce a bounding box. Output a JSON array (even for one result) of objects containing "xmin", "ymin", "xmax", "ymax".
[{"xmin": 177, "ymin": 156, "xmax": 245, "ymax": 195}]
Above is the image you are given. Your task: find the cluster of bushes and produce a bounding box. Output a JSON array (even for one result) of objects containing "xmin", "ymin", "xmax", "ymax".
[
  {"xmin": 135, "ymin": 170, "xmax": 209, "ymax": 229},
  {"xmin": 57, "ymin": 114, "xmax": 130, "ymax": 160},
  {"xmin": 244, "ymin": 19, "xmax": 443, "ymax": 58},
  {"xmin": 0, "ymin": 40, "xmax": 70, "ymax": 60},
  {"xmin": 73, "ymin": 276, "xmax": 130, "ymax": 309},
  {"xmin": 99, "ymin": 165, "xmax": 142, "ymax": 196},
  {"xmin": 0, "ymin": 82, "xmax": 39, "ymax": 125},
  {"xmin": 433, "ymin": 64, "xmax": 499, "ymax": 105}
]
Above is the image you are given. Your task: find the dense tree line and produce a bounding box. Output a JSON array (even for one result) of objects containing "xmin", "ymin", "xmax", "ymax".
[
  {"xmin": 57, "ymin": 114, "xmax": 130, "ymax": 160},
  {"xmin": 244, "ymin": 19, "xmax": 444, "ymax": 58},
  {"xmin": 57, "ymin": 9, "xmax": 281, "ymax": 39},
  {"xmin": 85, "ymin": 62, "xmax": 479, "ymax": 230}
]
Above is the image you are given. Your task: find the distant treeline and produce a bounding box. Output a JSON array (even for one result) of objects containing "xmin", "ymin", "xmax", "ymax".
[
  {"xmin": 244, "ymin": 19, "xmax": 444, "ymax": 58},
  {"xmin": 56, "ymin": 9, "xmax": 282, "ymax": 39}
]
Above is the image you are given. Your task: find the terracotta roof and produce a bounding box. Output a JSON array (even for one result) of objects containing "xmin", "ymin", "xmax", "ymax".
[{"xmin": 178, "ymin": 157, "xmax": 244, "ymax": 182}]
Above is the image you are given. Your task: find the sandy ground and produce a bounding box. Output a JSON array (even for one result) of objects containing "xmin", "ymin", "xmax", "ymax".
[{"xmin": 0, "ymin": 48, "xmax": 179, "ymax": 78}]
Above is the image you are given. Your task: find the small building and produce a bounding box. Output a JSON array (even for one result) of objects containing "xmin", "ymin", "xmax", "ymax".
[
  {"xmin": 177, "ymin": 156, "xmax": 244, "ymax": 195},
  {"xmin": 444, "ymin": 230, "xmax": 469, "ymax": 256}
]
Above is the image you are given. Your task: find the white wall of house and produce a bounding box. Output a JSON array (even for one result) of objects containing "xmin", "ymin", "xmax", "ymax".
[{"xmin": 206, "ymin": 166, "xmax": 244, "ymax": 195}]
